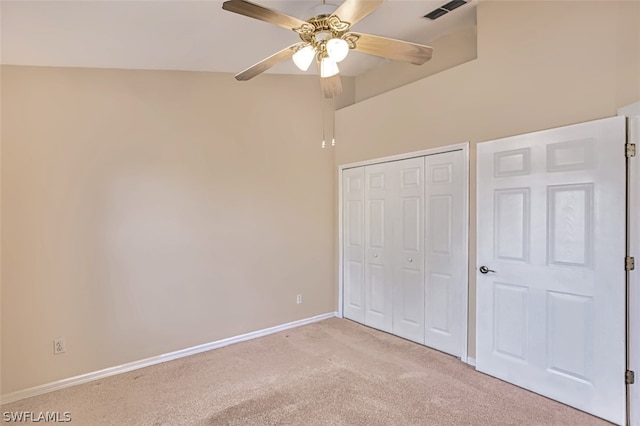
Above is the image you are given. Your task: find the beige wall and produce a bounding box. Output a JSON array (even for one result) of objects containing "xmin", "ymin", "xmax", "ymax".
[
  {"xmin": 355, "ymin": 24, "xmax": 477, "ymax": 103},
  {"xmin": 336, "ymin": 0, "xmax": 640, "ymax": 358},
  {"xmin": 0, "ymin": 66, "xmax": 341, "ymax": 394},
  {"xmin": 2, "ymin": 0, "xmax": 639, "ymax": 397}
]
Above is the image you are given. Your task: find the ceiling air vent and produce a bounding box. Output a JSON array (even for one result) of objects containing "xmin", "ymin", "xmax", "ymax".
[{"xmin": 424, "ymin": 0, "xmax": 468, "ymax": 20}]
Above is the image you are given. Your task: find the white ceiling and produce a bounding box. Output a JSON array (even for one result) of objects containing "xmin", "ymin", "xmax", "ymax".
[{"xmin": 0, "ymin": 0, "xmax": 476, "ymax": 77}]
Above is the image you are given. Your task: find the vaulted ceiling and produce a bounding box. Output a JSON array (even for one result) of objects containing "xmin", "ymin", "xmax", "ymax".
[{"xmin": 1, "ymin": 0, "xmax": 476, "ymax": 77}]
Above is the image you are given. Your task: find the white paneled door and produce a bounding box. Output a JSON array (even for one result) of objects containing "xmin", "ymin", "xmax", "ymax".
[
  {"xmin": 476, "ymin": 116, "xmax": 627, "ymax": 425},
  {"xmin": 425, "ymin": 150, "xmax": 465, "ymax": 357}
]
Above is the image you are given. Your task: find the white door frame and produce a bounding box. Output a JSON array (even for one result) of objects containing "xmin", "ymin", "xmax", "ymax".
[
  {"xmin": 337, "ymin": 142, "xmax": 470, "ymax": 363},
  {"xmin": 619, "ymin": 101, "xmax": 640, "ymax": 426}
]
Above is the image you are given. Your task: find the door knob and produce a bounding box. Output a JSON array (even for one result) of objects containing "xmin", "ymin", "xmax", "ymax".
[
  {"xmin": 408, "ymin": 258, "xmax": 413, "ymax": 263},
  {"xmin": 479, "ymin": 266, "xmax": 496, "ymax": 274},
  {"xmin": 373, "ymin": 253, "xmax": 378, "ymax": 258}
]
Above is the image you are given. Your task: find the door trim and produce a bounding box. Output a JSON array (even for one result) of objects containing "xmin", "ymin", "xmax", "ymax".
[
  {"xmin": 337, "ymin": 142, "xmax": 470, "ymax": 363},
  {"xmin": 619, "ymin": 102, "xmax": 640, "ymax": 426}
]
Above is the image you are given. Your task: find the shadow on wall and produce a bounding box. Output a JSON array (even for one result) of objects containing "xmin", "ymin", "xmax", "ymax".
[{"xmin": 354, "ymin": 24, "xmax": 478, "ymax": 104}]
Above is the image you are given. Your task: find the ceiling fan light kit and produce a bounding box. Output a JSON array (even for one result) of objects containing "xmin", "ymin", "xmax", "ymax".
[
  {"xmin": 292, "ymin": 45, "xmax": 315, "ymax": 71},
  {"xmin": 221, "ymin": 0, "xmax": 436, "ymax": 148},
  {"xmin": 326, "ymin": 38, "xmax": 349, "ymax": 62},
  {"xmin": 221, "ymin": 0, "xmax": 434, "ymax": 98},
  {"xmin": 320, "ymin": 57, "xmax": 340, "ymax": 78}
]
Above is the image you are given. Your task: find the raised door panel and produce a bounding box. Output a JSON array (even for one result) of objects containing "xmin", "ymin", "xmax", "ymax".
[
  {"xmin": 494, "ymin": 189, "xmax": 530, "ymax": 262},
  {"xmin": 546, "ymin": 291, "xmax": 593, "ymax": 383},
  {"xmin": 547, "ymin": 184, "xmax": 593, "ymax": 267},
  {"xmin": 493, "ymin": 282, "xmax": 528, "ymax": 361}
]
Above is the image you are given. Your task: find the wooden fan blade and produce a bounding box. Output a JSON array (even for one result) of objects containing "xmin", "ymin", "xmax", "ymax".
[
  {"xmin": 353, "ymin": 33, "xmax": 433, "ymax": 65},
  {"xmin": 222, "ymin": 0, "xmax": 308, "ymax": 31},
  {"xmin": 333, "ymin": 0, "xmax": 386, "ymax": 26},
  {"xmin": 320, "ymin": 74, "xmax": 343, "ymax": 98},
  {"xmin": 235, "ymin": 43, "xmax": 303, "ymax": 81}
]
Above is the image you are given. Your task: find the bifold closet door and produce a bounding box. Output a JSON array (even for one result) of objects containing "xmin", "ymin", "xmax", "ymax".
[
  {"xmin": 343, "ymin": 151, "xmax": 465, "ymax": 356},
  {"xmin": 424, "ymin": 150, "xmax": 465, "ymax": 357},
  {"xmin": 391, "ymin": 157, "xmax": 426, "ymax": 344},
  {"xmin": 342, "ymin": 167, "xmax": 365, "ymax": 323}
]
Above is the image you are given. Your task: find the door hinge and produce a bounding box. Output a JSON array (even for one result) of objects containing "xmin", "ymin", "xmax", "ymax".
[
  {"xmin": 626, "ymin": 143, "xmax": 636, "ymax": 158},
  {"xmin": 626, "ymin": 370, "xmax": 635, "ymax": 385},
  {"xmin": 626, "ymin": 256, "xmax": 635, "ymax": 271}
]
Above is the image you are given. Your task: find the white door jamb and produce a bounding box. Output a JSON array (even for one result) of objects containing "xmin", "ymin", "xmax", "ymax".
[{"xmin": 619, "ymin": 101, "xmax": 640, "ymax": 426}]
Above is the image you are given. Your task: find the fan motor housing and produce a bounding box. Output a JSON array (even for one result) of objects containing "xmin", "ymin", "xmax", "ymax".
[{"xmin": 296, "ymin": 14, "xmax": 355, "ymax": 52}]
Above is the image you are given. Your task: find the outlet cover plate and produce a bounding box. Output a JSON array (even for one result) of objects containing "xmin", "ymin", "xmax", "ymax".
[{"xmin": 54, "ymin": 338, "xmax": 66, "ymax": 355}]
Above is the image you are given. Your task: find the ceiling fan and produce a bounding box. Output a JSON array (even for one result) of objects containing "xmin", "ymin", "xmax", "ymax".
[{"xmin": 221, "ymin": 0, "xmax": 434, "ymax": 98}]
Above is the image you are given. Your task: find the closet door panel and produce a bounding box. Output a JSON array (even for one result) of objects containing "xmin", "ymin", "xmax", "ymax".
[
  {"xmin": 392, "ymin": 157, "xmax": 426, "ymax": 344},
  {"xmin": 364, "ymin": 163, "xmax": 393, "ymax": 333},
  {"xmin": 425, "ymin": 150, "xmax": 465, "ymax": 356},
  {"xmin": 342, "ymin": 167, "xmax": 365, "ymax": 322}
]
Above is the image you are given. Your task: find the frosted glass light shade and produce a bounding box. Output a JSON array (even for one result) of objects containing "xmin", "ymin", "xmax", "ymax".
[
  {"xmin": 320, "ymin": 57, "xmax": 339, "ymax": 78},
  {"xmin": 326, "ymin": 38, "xmax": 349, "ymax": 63},
  {"xmin": 292, "ymin": 45, "xmax": 315, "ymax": 71}
]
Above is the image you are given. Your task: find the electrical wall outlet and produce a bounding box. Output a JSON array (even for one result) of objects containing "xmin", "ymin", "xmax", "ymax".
[
  {"xmin": 53, "ymin": 338, "xmax": 66, "ymax": 355},
  {"xmin": 296, "ymin": 294, "xmax": 303, "ymax": 304}
]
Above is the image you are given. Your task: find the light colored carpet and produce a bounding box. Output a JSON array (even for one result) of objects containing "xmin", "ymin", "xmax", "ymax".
[{"xmin": 2, "ymin": 318, "xmax": 610, "ymax": 425}]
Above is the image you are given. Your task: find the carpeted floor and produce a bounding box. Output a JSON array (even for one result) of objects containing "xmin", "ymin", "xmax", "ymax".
[{"xmin": 2, "ymin": 318, "xmax": 610, "ymax": 425}]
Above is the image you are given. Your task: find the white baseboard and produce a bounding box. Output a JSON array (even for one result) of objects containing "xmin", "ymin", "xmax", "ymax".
[
  {"xmin": 467, "ymin": 357, "xmax": 476, "ymax": 367},
  {"xmin": 1, "ymin": 312, "xmax": 338, "ymax": 405}
]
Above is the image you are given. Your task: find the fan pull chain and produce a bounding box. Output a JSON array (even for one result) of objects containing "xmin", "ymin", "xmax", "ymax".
[
  {"xmin": 331, "ymin": 96, "xmax": 336, "ymax": 147},
  {"xmin": 321, "ymin": 96, "xmax": 326, "ymax": 149},
  {"xmin": 321, "ymin": 96, "xmax": 337, "ymax": 149}
]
